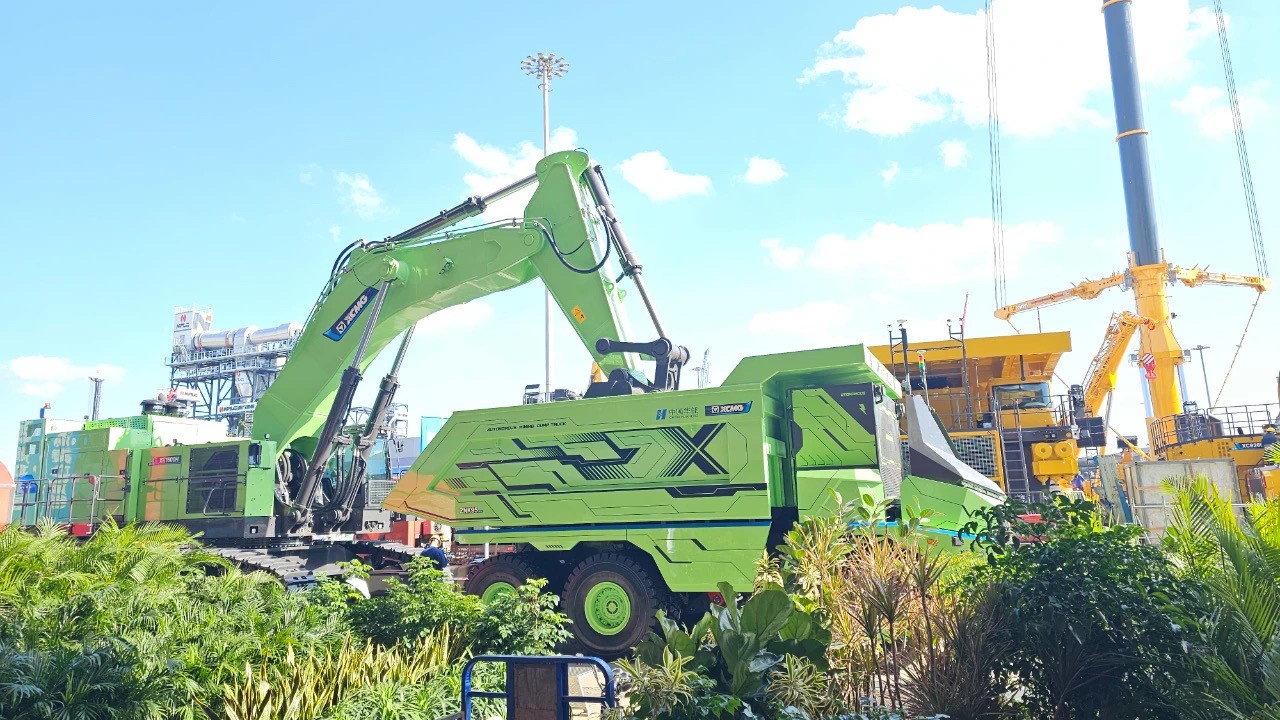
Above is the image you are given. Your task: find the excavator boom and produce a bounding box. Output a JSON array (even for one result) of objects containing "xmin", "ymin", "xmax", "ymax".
[
  {"xmin": 244, "ymin": 150, "xmax": 689, "ymax": 532},
  {"xmin": 252, "ymin": 151, "xmax": 656, "ymax": 453}
]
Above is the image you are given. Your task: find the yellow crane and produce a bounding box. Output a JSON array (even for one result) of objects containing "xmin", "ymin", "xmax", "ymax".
[
  {"xmin": 1080, "ymin": 311, "xmax": 1154, "ymax": 419},
  {"xmin": 999, "ymin": 259, "xmax": 1268, "ymax": 434},
  {"xmin": 994, "ymin": 1, "xmax": 1270, "ymax": 452}
]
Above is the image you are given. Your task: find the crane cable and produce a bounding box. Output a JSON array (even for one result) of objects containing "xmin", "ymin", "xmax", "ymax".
[
  {"xmin": 1213, "ymin": 0, "xmax": 1268, "ymax": 279},
  {"xmin": 1210, "ymin": 0, "xmax": 1268, "ymax": 405},
  {"xmin": 985, "ymin": 0, "xmax": 1008, "ymax": 309},
  {"xmin": 1213, "ymin": 292, "xmax": 1261, "ymax": 407}
]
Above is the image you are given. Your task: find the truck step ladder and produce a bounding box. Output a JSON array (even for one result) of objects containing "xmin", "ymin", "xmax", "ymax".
[{"xmin": 999, "ymin": 411, "xmax": 1032, "ymax": 500}]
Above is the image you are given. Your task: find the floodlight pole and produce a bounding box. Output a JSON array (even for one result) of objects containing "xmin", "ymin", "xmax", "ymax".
[{"xmin": 523, "ymin": 52, "xmax": 569, "ymax": 402}]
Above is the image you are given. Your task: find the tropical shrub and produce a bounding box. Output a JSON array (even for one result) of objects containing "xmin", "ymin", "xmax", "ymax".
[
  {"xmin": 218, "ymin": 632, "xmax": 454, "ymax": 720},
  {"xmin": 0, "ymin": 520, "xmax": 567, "ymax": 720},
  {"xmin": 0, "ymin": 519, "xmax": 347, "ymax": 720},
  {"xmin": 620, "ymin": 580, "xmax": 829, "ymax": 719},
  {"xmin": 0, "ymin": 639, "xmax": 168, "ymax": 720},
  {"xmin": 330, "ymin": 556, "xmax": 569, "ymax": 656},
  {"xmin": 963, "ymin": 495, "xmax": 1207, "ymax": 720},
  {"xmin": 1164, "ymin": 474, "xmax": 1280, "ymax": 719},
  {"xmin": 899, "ymin": 585, "xmax": 1011, "ymax": 720},
  {"xmin": 770, "ymin": 493, "xmax": 992, "ymax": 716}
]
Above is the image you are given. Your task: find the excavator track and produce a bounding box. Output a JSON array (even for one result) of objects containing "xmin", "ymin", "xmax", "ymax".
[{"xmin": 201, "ymin": 540, "xmax": 423, "ymax": 592}]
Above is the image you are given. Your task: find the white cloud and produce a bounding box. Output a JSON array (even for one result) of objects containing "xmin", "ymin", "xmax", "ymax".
[
  {"xmin": 765, "ymin": 218, "xmax": 1063, "ymax": 287},
  {"xmin": 329, "ymin": 225, "xmax": 342, "ymax": 243},
  {"xmin": 1172, "ymin": 81, "xmax": 1269, "ymax": 139},
  {"xmin": 617, "ymin": 151, "xmax": 712, "ymax": 201},
  {"xmin": 881, "ymin": 161, "xmax": 900, "ymax": 185},
  {"xmin": 800, "ymin": 0, "xmax": 1214, "ymax": 138},
  {"xmin": 451, "ymin": 128, "xmax": 579, "ymax": 218},
  {"xmin": 747, "ymin": 301, "xmax": 858, "ymax": 348},
  {"xmin": 5, "ymin": 356, "xmax": 126, "ymax": 398},
  {"xmin": 761, "ymin": 238, "xmax": 804, "ymax": 269},
  {"xmin": 414, "ymin": 302, "xmax": 494, "ymax": 335},
  {"xmin": 748, "ymin": 301, "xmax": 965, "ymax": 354},
  {"xmin": 335, "ymin": 172, "xmax": 384, "ymax": 219},
  {"xmin": 939, "ymin": 140, "xmax": 969, "ymax": 168},
  {"xmin": 229, "ymin": 212, "xmax": 247, "ymax": 224},
  {"xmin": 744, "ymin": 157, "xmax": 787, "ymax": 185},
  {"xmin": 299, "ymin": 163, "xmax": 320, "ymax": 184}
]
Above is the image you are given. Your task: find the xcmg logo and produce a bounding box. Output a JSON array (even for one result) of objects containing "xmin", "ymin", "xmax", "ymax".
[
  {"xmin": 324, "ymin": 286, "xmax": 380, "ymax": 341},
  {"xmin": 705, "ymin": 401, "xmax": 753, "ymax": 416}
]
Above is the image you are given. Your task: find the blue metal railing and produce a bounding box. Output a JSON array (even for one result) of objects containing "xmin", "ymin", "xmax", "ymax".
[{"xmin": 461, "ymin": 654, "xmax": 617, "ymax": 720}]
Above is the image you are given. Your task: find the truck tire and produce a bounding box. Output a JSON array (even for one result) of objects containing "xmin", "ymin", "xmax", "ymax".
[
  {"xmin": 463, "ymin": 553, "xmax": 538, "ymax": 604},
  {"xmin": 562, "ymin": 552, "xmax": 664, "ymax": 659}
]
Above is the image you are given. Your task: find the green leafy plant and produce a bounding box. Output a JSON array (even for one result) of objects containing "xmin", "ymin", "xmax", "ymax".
[
  {"xmin": 765, "ymin": 653, "xmax": 834, "ymax": 719},
  {"xmin": 631, "ymin": 581, "xmax": 828, "ymax": 717},
  {"xmin": 470, "ymin": 576, "xmax": 571, "ymax": 655},
  {"xmin": 218, "ymin": 631, "xmax": 453, "ymax": 720},
  {"xmin": 1164, "ymin": 474, "xmax": 1280, "ymax": 719},
  {"xmin": 1263, "ymin": 442, "xmax": 1280, "ymax": 466},
  {"xmin": 342, "ymin": 557, "xmax": 483, "ymax": 651},
  {"xmin": 958, "ymin": 493, "xmax": 1099, "ymax": 559},
  {"xmin": 771, "ymin": 491, "xmax": 969, "ymax": 715},
  {"xmin": 899, "ymin": 585, "xmax": 1011, "ymax": 720},
  {"xmin": 967, "ymin": 499, "xmax": 1204, "ymax": 720},
  {"xmin": 0, "ymin": 519, "xmax": 348, "ymax": 719},
  {"xmin": 337, "ymin": 556, "xmax": 567, "ymax": 657},
  {"xmin": 0, "ymin": 639, "xmax": 169, "ymax": 720}
]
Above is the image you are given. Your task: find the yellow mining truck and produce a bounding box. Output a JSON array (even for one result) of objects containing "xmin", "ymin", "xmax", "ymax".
[{"xmin": 870, "ymin": 329, "xmax": 1103, "ymax": 501}]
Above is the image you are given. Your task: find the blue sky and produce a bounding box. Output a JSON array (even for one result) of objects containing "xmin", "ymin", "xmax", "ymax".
[{"xmin": 2, "ymin": 0, "xmax": 1277, "ymax": 470}]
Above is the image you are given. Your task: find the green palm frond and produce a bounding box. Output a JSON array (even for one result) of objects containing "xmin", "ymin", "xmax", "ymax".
[{"xmin": 1169, "ymin": 473, "xmax": 1280, "ymax": 714}]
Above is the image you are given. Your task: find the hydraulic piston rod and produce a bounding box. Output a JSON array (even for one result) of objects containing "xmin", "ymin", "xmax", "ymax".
[
  {"xmin": 585, "ymin": 164, "xmax": 669, "ymax": 339},
  {"xmin": 291, "ymin": 279, "xmax": 393, "ymax": 528},
  {"xmin": 381, "ymin": 172, "xmax": 539, "ymax": 246}
]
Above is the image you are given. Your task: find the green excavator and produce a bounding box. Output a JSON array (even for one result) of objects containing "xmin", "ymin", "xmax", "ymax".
[{"xmin": 12, "ymin": 148, "xmax": 1004, "ymax": 657}]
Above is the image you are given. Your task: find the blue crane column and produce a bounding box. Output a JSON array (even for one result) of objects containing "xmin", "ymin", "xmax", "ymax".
[
  {"xmin": 1102, "ymin": 0, "xmax": 1161, "ymax": 265},
  {"xmin": 1101, "ymin": 0, "xmax": 1185, "ymax": 425}
]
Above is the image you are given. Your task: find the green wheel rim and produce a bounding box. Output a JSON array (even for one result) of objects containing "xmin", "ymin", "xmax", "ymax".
[
  {"xmin": 583, "ymin": 581, "xmax": 631, "ymax": 636},
  {"xmin": 480, "ymin": 581, "xmax": 516, "ymax": 603}
]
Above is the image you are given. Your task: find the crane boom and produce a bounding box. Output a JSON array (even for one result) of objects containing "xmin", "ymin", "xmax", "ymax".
[
  {"xmin": 993, "ymin": 271, "xmax": 1126, "ymax": 321},
  {"xmin": 1081, "ymin": 311, "xmax": 1154, "ymax": 417},
  {"xmin": 1172, "ymin": 266, "xmax": 1271, "ymax": 292}
]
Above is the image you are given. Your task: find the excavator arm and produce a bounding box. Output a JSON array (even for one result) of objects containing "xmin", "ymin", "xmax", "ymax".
[
  {"xmin": 248, "ymin": 150, "xmax": 685, "ymax": 532},
  {"xmin": 1081, "ymin": 311, "xmax": 1154, "ymax": 417},
  {"xmin": 993, "ymin": 271, "xmax": 1127, "ymax": 321}
]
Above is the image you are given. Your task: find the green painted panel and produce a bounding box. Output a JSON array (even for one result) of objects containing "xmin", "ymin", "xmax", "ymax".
[
  {"xmin": 790, "ymin": 384, "xmax": 880, "ymax": 469},
  {"xmin": 387, "ymin": 385, "xmax": 774, "ymax": 530},
  {"xmin": 722, "ymin": 344, "xmax": 903, "ymax": 400},
  {"xmin": 899, "ymin": 474, "xmax": 1002, "ymax": 534},
  {"xmin": 797, "ymin": 468, "xmax": 884, "ymax": 519}
]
